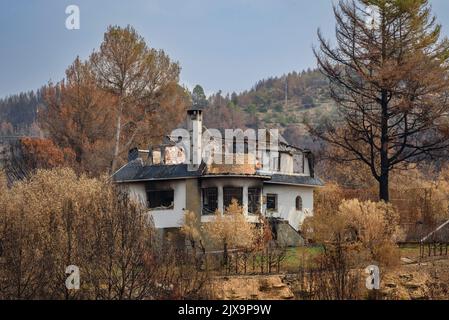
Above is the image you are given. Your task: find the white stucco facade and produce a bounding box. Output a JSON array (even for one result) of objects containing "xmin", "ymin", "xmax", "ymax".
[
  {"xmin": 262, "ymin": 184, "xmax": 314, "ymax": 231},
  {"xmin": 127, "ymin": 180, "xmax": 188, "ymax": 229},
  {"xmin": 125, "ymin": 178, "xmax": 315, "ymax": 231}
]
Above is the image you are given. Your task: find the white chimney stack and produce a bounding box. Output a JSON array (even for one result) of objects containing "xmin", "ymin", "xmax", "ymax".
[{"xmin": 187, "ymin": 107, "xmax": 203, "ymax": 171}]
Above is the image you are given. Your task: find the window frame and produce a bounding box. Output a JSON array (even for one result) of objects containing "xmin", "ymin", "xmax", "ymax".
[
  {"xmin": 146, "ymin": 189, "xmax": 175, "ymax": 210},
  {"xmin": 271, "ymin": 157, "xmax": 280, "ymax": 172},
  {"xmin": 202, "ymin": 187, "xmax": 218, "ymax": 215},
  {"xmin": 296, "ymin": 195, "xmax": 303, "ymax": 211},
  {"xmin": 223, "ymin": 187, "xmax": 243, "ymax": 209},
  {"xmin": 266, "ymin": 193, "xmax": 278, "ymax": 212},
  {"xmin": 248, "ymin": 187, "xmax": 261, "ymax": 215}
]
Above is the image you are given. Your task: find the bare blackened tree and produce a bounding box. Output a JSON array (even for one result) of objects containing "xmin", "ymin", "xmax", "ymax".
[{"xmin": 311, "ymin": 0, "xmax": 449, "ymax": 201}]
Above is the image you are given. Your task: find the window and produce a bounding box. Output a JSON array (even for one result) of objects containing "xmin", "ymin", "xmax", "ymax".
[
  {"xmin": 202, "ymin": 188, "xmax": 218, "ymax": 215},
  {"xmin": 266, "ymin": 130, "xmax": 271, "ymax": 146},
  {"xmin": 271, "ymin": 157, "xmax": 280, "ymax": 171},
  {"xmin": 244, "ymin": 137, "xmax": 249, "ymax": 154},
  {"xmin": 147, "ymin": 190, "xmax": 174, "ymax": 210},
  {"xmin": 293, "ymin": 153, "xmax": 305, "ymax": 174},
  {"xmin": 248, "ymin": 188, "xmax": 261, "ymax": 215},
  {"xmin": 223, "ymin": 187, "xmax": 243, "ymax": 208},
  {"xmin": 266, "ymin": 194, "xmax": 278, "ymax": 211},
  {"xmin": 296, "ymin": 196, "xmax": 303, "ymax": 211}
]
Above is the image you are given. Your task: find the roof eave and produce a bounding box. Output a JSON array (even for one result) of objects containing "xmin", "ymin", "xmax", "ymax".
[
  {"xmin": 114, "ymin": 176, "xmax": 199, "ymax": 183},
  {"xmin": 264, "ymin": 181, "xmax": 324, "ymax": 187},
  {"xmin": 201, "ymin": 174, "xmax": 272, "ymax": 180}
]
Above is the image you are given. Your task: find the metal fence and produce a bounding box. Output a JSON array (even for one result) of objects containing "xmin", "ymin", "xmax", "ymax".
[
  {"xmin": 419, "ymin": 220, "xmax": 449, "ymax": 259},
  {"xmin": 420, "ymin": 242, "xmax": 449, "ymax": 258},
  {"xmin": 202, "ymin": 246, "xmax": 287, "ymax": 276}
]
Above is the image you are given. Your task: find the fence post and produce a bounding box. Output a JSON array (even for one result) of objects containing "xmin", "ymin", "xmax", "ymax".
[
  {"xmin": 235, "ymin": 253, "xmax": 238, "ymax": 274},
  {"xmin": 266, "ymin": 247, "xmax": 270, "ymax": 274},
  {"xmin": 268, "ymin": 248, "xmax": 272, "ymax": 273},
  {"xmin": 229, "ymin": 253, "xmax": 232, "ymax": 274},
  {"xmin": 244, "ymin": 254, "xmax": 247, "ymax": 275},
  {"xmin": 252, "ymin": 255, "xmax": 255, "ymax": 274}
]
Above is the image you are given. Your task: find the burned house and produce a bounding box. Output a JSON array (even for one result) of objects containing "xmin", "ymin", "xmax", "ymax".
[{"xmin": 112, "ymin": 107, "xmax": 323, "ymax": 246}]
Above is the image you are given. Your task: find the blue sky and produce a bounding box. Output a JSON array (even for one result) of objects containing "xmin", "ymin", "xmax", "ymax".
[{"xmin": 1, "ymin": 0, "xmax": 449, "ymax": 98}]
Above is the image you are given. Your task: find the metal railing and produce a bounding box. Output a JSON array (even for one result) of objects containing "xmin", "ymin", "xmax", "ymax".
[{"xmin": 419, "ymin": 220, "xmax": 449, "ymax": 259}]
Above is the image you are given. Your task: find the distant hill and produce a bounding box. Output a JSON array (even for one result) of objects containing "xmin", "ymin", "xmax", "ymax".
[
  {"xmin": 203, "ymin": 69, "xmax": 337, "ymax": 149},
  {"xmin": 0, "ymin": 90, "xmax": 44, "ymax": 136},
  {"xmin": 0, "ymin": 70, "xmax": 337, "ymax": 147},
  {"xmin": 236, "ymin": 69, "xmax": 332, "ymax": 126}
]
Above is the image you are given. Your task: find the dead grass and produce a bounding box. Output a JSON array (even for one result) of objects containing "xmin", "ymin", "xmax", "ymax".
[{"xmin": 281, "ymin": 245, "xmax": 422, "ymax": 273}]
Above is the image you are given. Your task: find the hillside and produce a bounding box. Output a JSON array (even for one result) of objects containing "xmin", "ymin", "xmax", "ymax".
[
  {"xmin": 0, "ymin": 70, "xmax": 336, "ymax": 146},
  {"xmin": 202, "ymin": 69, "xmax": 337, "ymax": 149},
  {"xmin": 236, "ymin": 69, "xmax": 333, "ymax": 127},
  {"xmin": 0, "ymin": 90, "xmax": 43, "ymax": 136}
]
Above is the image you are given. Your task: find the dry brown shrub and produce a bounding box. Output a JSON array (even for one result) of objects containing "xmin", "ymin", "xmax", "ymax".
[
  {"xmin": 202, "ymin": 199, "xmax": 257, "ymax": 252},
  {"xmin": 304, "ymin": 198, "xmax": 402, "ymax": 268},
  {"xmin": 0, "ymin": 168, "xmax": 211, "ymax": 299},
  {"xmin": 390, "ymin": 166, "xmax": 449, "ymax": 239}
]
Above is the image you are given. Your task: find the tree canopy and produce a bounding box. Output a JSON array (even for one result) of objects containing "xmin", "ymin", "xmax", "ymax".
[{"xmin": 311, "ymin": 0, "xmax": 449, "ymax": 201}]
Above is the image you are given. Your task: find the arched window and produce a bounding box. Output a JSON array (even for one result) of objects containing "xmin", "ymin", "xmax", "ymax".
[{"xmin": 296, "ymin": 196, "xmax": 303, "ymax": 211}]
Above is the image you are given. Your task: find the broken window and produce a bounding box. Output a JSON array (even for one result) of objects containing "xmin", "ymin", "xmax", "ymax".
[
  {"xmin": 293, "ymin": 153, "xmax": 305, "ymax": 174},
  {"xmin": 147, "ymin": 190, "xmax": 174, "ymax": 210},
  {"xmin": 248, "ymin": 188, "xmax": 261, "ymax": 215},
  {"xmin": 223, "ymin": 187, "xmax": 243, "ymax": 208},
  {"xmin": 202, "ymin": 188, "xmax": 218, "ymax": 215},
  {"xmin": 296, "ymin": 196, "xmax": 303, "ymax": 211},
  {"xmin": 266, "ymin": 194, "xmax": 278, "ymax": 211}
]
